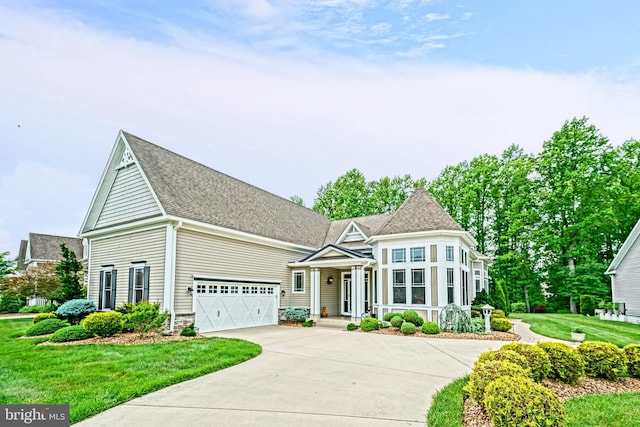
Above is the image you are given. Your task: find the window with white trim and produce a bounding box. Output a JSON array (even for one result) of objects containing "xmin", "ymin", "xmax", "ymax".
[
  {"xmin": 446, "ymin": 246, "xmax": 454, "ymax": 262},
  {"xmin": 461, "ymin": 270, "xmax": 469, "ymax": 305},
  {"xmin": 99, "ymin": 267, "xmax": 117, "ymax": 310},
  {"xmin": 411, "ymin": 268, "xmax": 425, "ymax": 304},
  {"xmin": 128, "ymin": 263, "xmax": 149, "ymax": 304},
  {"xmin": 474, "ymin": 269, "xmax": 481, "ymax": 292},
  {"xmin": 392, "ymin": 248, "xmax": 406, "ymax": 263},
  {"xmin": 393, "ymin": 269, "xmax": 406, "ymax": 304},
  {"xmin": 292, "ymin": 271, "xmax": 305, "ymax": 293},
  {"xmin": 447, "ymin": 267, "xmax": 455, "ymax": 304},
  {"xmin": 410, "ymin": 247, "xmax": 425, "ymax": 262}
]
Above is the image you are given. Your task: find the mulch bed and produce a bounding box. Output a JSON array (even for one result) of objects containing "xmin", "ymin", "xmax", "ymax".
[
  {"xmin": 37, "ymin": 332, "xmax": 204, "ymax": 346},
  {"xmin": 365, "ymin": 327, "xmax": 519, "ymax": 341},
  {"xmin": 463, "ymin": 377, "xmax": 640, "ymax": 427}
]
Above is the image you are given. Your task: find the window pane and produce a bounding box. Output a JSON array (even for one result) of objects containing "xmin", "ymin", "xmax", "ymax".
[
  {"xmin": 446, "ymin": 246, "xmax": 454, "ymax": 262},
  {"xmin": 412, "ymin": 287, "xmax": 425, "ymax": 304},
  {"xmin": 410, "ymin": 247, "xmax": 425, "ymax": 262},
  {"xmin": 393, "ymin": 287, "xmax": 406, "ymax": 304},
  {"xmin": 392, "ymin": 248, "xmax": 406, "ymax": 263}
]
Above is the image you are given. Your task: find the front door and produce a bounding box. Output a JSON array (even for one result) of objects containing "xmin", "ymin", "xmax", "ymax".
[{"xmin": 342, "ymin": 273, "xmax": 352, "ymax": 315}]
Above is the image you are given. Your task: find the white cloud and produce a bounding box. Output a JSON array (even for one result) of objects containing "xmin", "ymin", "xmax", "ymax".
[
  {"xmin": 425, "ymin": 13, "xmax": 449, "ymax": 22},
  {"xmin": 461, "ymin": 12, "xmax": 473, "ymax": 20}
]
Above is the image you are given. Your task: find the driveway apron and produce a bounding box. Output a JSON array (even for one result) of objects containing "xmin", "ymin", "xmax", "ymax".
[{"xmin": 75, "ymin": 327, "xmax": 508, "ymax": 426}]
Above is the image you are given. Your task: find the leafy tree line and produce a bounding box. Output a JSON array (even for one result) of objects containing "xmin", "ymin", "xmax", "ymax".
[
  {"xmin": 0, "ymin": 243, "xmax": 84, "ymax": 310},
  {"xmin": 308, "ymin": 117, "xmax": 640, "ymax": 312}
]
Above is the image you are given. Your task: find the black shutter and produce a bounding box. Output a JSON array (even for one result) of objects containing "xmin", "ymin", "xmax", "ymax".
[
  {"xmin": 98, "ymin": 271, "xmax": 104, "ymax": 310},
  {"xmin": 128, "ymin": 268, "xmax": 134, "ymax": 303},
  {"xmin": 143, "ymin": 266, "xmax": 150, "ymax": 301},
  {"xmin": 111, "ymin": 270, "xmax": 117, "ymax": 308}
]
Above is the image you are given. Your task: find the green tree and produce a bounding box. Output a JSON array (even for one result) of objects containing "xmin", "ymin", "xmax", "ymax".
[
  {"xmin": 0, "ymin": 262, "xmax": 60, "ymax": 302},
  {"xmin": 0, "ymin": 251, "xmax": 15, "ymax": 277},
  {"xmin": 289, "ymin": 195, "xmax": 305, "ymax": 206},
  {"xmin": 55, "ymin": 243, "xmax": 84, "ymax": 302},
  {"xmin": 369, "ymin": 175, "xmax": 427, "ymax": 214}
]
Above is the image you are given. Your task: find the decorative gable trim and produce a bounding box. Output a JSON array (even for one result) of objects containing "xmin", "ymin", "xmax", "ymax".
[
  {"xmin": 117, "ymin": 147, "xmax": 135, "ymax": 169},
  {"xmin": 335, "ymin": 221, "xmax": 368, "ymax": 244}
]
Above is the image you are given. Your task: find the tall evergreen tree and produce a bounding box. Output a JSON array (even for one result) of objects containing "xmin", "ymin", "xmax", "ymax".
[{"xmin": 55, "ymin": 243, "xmax": 84, "ymax": 302}]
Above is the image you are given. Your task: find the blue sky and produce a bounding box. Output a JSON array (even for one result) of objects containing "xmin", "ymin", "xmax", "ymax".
[{"xmin": 1, "ymin": 0, "xmax": 640, "ymax": 259}]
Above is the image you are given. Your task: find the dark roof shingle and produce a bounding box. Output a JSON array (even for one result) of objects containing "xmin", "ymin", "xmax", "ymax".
[{"xmin": 28, "ymin": 233, "xmax": 84, "ymax": 261}]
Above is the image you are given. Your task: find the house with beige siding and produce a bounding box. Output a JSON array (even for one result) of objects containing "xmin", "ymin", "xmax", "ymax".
[
  {"xmin": 606, "ymin": 218, "xmax": 640, "ymax": 323},
  {"xmin": 80, "ymin": 131, "xmax": 490, "ymax": 333}
]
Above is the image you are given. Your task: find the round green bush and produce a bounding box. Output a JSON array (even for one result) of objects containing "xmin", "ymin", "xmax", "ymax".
[
  {"xmin": 537, "ymin": 342, "xmax": 585, "ymax": 385},
  {"xmin": 25, "ymin": 318, "xmax": 70, "ymax": 336},
  {"xmin": 180, "ymin": 325, "xmax": 197, "ymax": 337},
  {"xmin": 421, "ymin": 321, "xmax": 440, "ymax": 334},
  {"xmin": 49, "ymin": 325, "xmax": 95, "ymax": 343},
  {"xmin": 390, "ymin": 315, "xmax": 404, "ymax": 328},
  {"xmin": 470, "ymin": 309, "xmax": 481, "ymax": 318},
  {"xmin": 468, "ymin": 318, "xmax": 486, "ymax": 333},
  {"xmin": 490, "ymin": 318, "xmax": 512, "ymax": 332},
  {"xmin": 577, "ymin": 341, "xmax": 625, "ymax": 380},
  {"xmin": 476, "ymin": 350, "xmax": 528, "ymax": 371},
  {"xmin": 501, "ymin": 342, "xmax": 552, "ymax": 382},
  {"xmin": 346, "ymin": 323, "xmax": 358, "ymax": 331},
  {"xmin": 83, "ymin": 311, "xmax": 123, "ymax": 338},
  {"xmin": 402, "ymin": 310, "xmax": 424, "ymax": 326},
  {"xmin": 0, "ymin": 295, "xmax": 24, "ymax": 313},
  {"xmin": 383, "ymin": 312, "xmax": 402, "ymax": 322},
  {"xmin": 55, "ymin": 299, "xmax": 97, "ymax": 324},
  {"xmin": 623, "ymin": 344, "xmax": 640, "ymax": 378},
  {"xmin": 490, "ymin": 309, "xmax": 506, "ymax": 319},
  {"xmin": 484, "ymin": 375, "xmax": 567, "ymax": 427},
  {"xmin": 360, "ymin": 317, "xmax": 380, "ymax": 332},
  {"xmin": 400, "ymin": 322, "xmax": 416, "ymax": 335},
  {"xmin": 510, "ymin": 302, "xmax": 527, "ymax": 313},
  {"xmin": 464, "ymin": 360, "xmax": 532, "ymax": 404},
  {"xmin": 33, "ymin": 312, "xmax": 57, "ymax": 323}
]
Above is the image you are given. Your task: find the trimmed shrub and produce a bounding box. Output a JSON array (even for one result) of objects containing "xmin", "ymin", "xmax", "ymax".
[
  {"xmin": 537, "ymin": 342, "xmax": 585, "ymax": 385},
  {"xmin": 283, "ymin": 307, "xmax": 308, "ymax": 321},
  {"xmin": 83, "ymin": 311, "xmax": 123, "ymax": 338},
  {"xmin": 484, "ymin": 375, "xmax": 567, "ymax": 427},
  {"xmin": 476, "ymin": 350, "xmax": 528, "ymax": 371},
  {"xmin": 346, "ymin": 323, "xmax": 358, "ymax": 331},
  {"xmin": 180, "ymin": 323, "xmax": 197, "ymax": 336},
  {"xmin": 577, "ymin": 341, "xmax": 625, "ymax": 380},
  {"xmin": 49, "ymin": 325, "xmax": 95, "ymax": 343},
  {"xmin": 470, "ymin": 309, "xmax": 481, "ymax": 318},
  {"xmin": 0, "ymin": 294, "xmax": 24, "ymax": 313},
  {"xmin": 25, "ymin": 318, "xmax": 70, "ymax": 336},
  {"xmin": 55, "ymin": 299, "xmax": 96, "ymax": 325},
  {"xmin": 121, "ymin": 302, "xmax": 168, "ymax": 336},
  {"xmin": 360, "ymin": 317, "xmax": 379, "ymax": 332},
  {"xmin": 464, "ymin": 361, "xmax": 531, "ymax": 404},
  {"xmin": 624, "ymin": 344, "xmax": 640, "ymax": 378},
  {"xmin": 490, "ymin": 309, "xmax": 505, "ymax": 320},
  {"xmin": 114, "ymin": 302, "xmax": 135, "ymax": 315},
  {"xmin": 19, "ymin": 303, "xmax": 57, "ymax": 313},
  {"xmin": 402, "ymin": 310, "xmax": 424, "ymax": 326},
  {"xmin": 383, "ymin": 312, "xmax": 402, "ymax": 322},
  {"xmin": 302, "ymin": 319, "xmax": 314, "ymax": 327},
  {"xmin": 390, "ymin": 315, "xmax": 404, "ymax": 328},
  {"xmin": 421, "ymin": 321, "xmax": 440, "ymax": 334},
  {"xmin": 490, "ymin": 318, "xmax": 512, "ymax": 332},
  {"xmin": 510, "ymin": 302, "xmax": 526, "ymax": 313},
  {"xmin": 580, "ymin": 294, "xmax": 596, "ymax": 316},
  {"xmin": 33, "ymin": 312, "xmax": 56, "ymax": 323},
  {"xmin": 500, "ymin": 342, "xmax": 552, "ymax": 382},
  {"xmin": 400, "ymin": 322, "xmax": 416, "ymax": 335}
]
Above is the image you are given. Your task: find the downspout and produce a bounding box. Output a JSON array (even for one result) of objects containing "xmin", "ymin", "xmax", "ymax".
[{"xmin": 169, "ymin": 220, "xmax": 182, "ymax": 332}]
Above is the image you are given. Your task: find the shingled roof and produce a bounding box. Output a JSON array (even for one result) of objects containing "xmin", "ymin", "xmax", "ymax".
[
  {"xmin": 123, "ymin": 132, "xmax": 331, "ymax": 248},
  {"xmin": 375, "ymin": 187, "xmax": 463, "ymax": 236},
  {"xmin": 322, "ymin": 214, "xmax": 391, "ymax": 246},
  {"xmin": 27, "ymin": 233, "xmax": 84, "ymax": 262}
]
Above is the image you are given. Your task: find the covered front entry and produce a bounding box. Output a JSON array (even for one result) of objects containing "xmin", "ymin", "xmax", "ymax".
[
  {"xmin": 193, "ymin": 279, "xmax": 279, "ymax": 333},
  {"xmin": 341, "ymin": 272, "xmax": 370, "ymax": 317}
]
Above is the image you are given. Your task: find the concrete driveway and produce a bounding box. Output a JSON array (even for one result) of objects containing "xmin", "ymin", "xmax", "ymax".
[{"xmin": 76, "ymin": 326, "xmax": 508, "ymax": 426}]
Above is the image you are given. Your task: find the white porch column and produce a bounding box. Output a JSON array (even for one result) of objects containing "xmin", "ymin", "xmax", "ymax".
[
  {"xmin": 310, "ymin": 268, "xmax": 321, "ymax": 316},
  {"xmin": 352, "ymin": 265, "xmax": 365, "ymax": 320}
]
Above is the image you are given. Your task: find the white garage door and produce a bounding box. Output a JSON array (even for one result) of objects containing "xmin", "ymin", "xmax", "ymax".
[{"xmin": 194, "ymin": 281, "xmax": 279, "ymax": 333}]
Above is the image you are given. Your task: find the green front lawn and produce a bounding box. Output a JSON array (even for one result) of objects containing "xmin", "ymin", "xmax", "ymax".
[
  {"xmin": 509, "ymin": 313, "xmax": 640, "ymax": 347},
  {"xmin": 0, "ymin": 319, "xmax": 261, "ymax": 423}
]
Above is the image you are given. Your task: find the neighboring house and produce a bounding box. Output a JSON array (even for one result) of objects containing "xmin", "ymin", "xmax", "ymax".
[
  {"xmin": 80, "ymin": 131, "xmax": 490, "ymax": 333},
  {"xmin": 18, "ymin": 233, "xmax": 85, "ymax": 271},
  {"xmin": 606, "ymin": 218, "xmax": 640, "ymax": 323}
]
